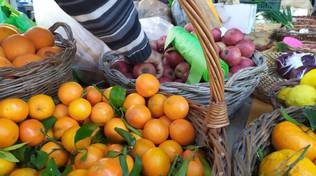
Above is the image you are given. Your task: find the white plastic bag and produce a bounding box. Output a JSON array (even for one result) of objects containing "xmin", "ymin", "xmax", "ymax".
[
  {"xmin": 33, "ymin": 0, "xmax": 110, "ymax": 73},
  {"xmin": 140, "ymin": 17, "xmax": 173, "ymax": 40}
]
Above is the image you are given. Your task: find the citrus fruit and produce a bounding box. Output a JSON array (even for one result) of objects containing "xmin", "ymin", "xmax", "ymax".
[
  {"xmin": 0, "ymin": 158, "xmax": 15, "ymax": 175},
  {"xmin": 0, "ymin": 118, "xmax": 19, "ymax": 147},
  {"xmin": 37, "ymin": 46, "xmax": 61, "ymax": 58},
  {"xmin": 285, "ymin": 85, "xmax": 316, "ymax": 106},
  {"xmin": 0, "ymin": 24, "xmax": 19, "ymax": 43},
  {"xmin": 91, "ymin": 143, "xmax": 108, "ymax": 154},
  {"xmin": 131, "ymin": 132, "xmax": 142, "ymax": 140},
  {"xmin": 164, "ymin": 95, "xmax": 189, "ymax": 120},
  {"xmin": 126, "ymin": 104, "xmax": 152, "ymax": 129},
  {"xmin": 104, "ymin": 118, "xmax": 128, "ymax": 142},
  {"xmin": 301, "ymin": 69, "xmax": 316, "ymax": 88},
  {"xmin": 28, "ymin": 94, "xmax": 55, "ymax": 120},
  {"xmin": 1, "ymin": 34, "xmax": 35, "ymax": 61},
  {"xmin": 85, "ymin": 86, "xmax": 102, "ymax": 105},
  {"xmin": 0, "ymin": 98, "xmax": 29, "ymax": 122},
  {"xmin": 143, "ymin": 119, "xmax": 169, "ymax": 145},
  {"xmin": 169, "ymin": 119, "xmax": 195, "ymax": 146},
  {"xmin": 19, "ymin": 119, "xmax": 45, "ymax": 146},
  {"xmin": 135, "ymin": 73, "xmax": 160, "ymax": 97},
  {"xmin": 102, "ymin": 87, "xmax": 112, "ymax": 102},
  {"xmin": 132, "ymin": 138, "xmax": 155, "ymax": 157},
  {"xmin": 123, "ymin": 93, "xmax": 145, "ymax": 109},
  {"xmin": 67, "ymin": 169, "xmax": 88, "ymax": 176},
  {"xmin": 0, "ymin": 56, "xmax": 13, "ymax": 67},
  {"xmin": 159, "ymin": 140, "xmax": 183, "ymax": 161},
  {"xmin": 46, "ymin": 128, "xmax": 54, "ymax": 138},
  {"xmin": 68, "ymin": 98, "xmax": 92, "ymax": 121},
  {"xmin": 61, "ymin": 126, "xmax": 91, "ymax": 153},
  {"xmin": 277, "ymin": 87, "xmax": 292, "ymax": 103},
  {"xmin": 58, "ymin": 82, "xmax": 83, "ymax": 105},
  {"xmin": 87, "ymin": 158, "xmax": 122, "ymax": 176},
  {"xmin": 187, "ymin": 159, "xmax": 204, "ymax": 176},
  {"xmin": 12, "ymin": 54, "xmax": 43, "ymax": 67},
  {"xmin": 24, "ymin": 27, "xmax": 54, "ymax": 50},
  {"xmin": 41, "ymin": 142, "xmax": 69, "ymax": 167},
  {"xmin": 10, "ymin": 168, "xmax": 37, "ymax": 176},
  {"xmin": 107, "ymin": 144, "xmax": 123, "ymax": 153},
  {"xmin": 148, "ymin": 94, "xmax": 167, "ymax": 118},
  {"xmin": 53, "ymin": 116, "xmax": 79, "ymax": 139},
  {"xmin": 142, "ymin": 147, "xmax": 170, "ymax": 176},
  {"xmin": 74, "ymin": 145, "xmax": 104, "ymax": 169},
  {"xmin": 182, "ymin": 149, "xmax": 205, "ymax": 160},
  {"xmin": 0, "ymin": 47, "xmax": 5, "ymax": 57},
  {"xmin": 90, "ymin": 102, "xmax": 114, "ymax": 125},
  {"xmin": 159, "ymin": 116, "xmax": 171, "ymax": 127},
  {"xmin": 53, "ymin": 104, "xmax": 68, "ymax": 119}
]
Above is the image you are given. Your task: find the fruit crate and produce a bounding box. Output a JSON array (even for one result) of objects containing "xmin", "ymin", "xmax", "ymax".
[{"xmin": 240, "ymin": 0, "xmax": 281, "ymax": 12}]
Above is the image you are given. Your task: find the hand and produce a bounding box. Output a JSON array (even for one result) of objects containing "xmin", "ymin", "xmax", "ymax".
[{"xmin": 145, "ymin": 50, "xmax": 164, "ymax": 78}]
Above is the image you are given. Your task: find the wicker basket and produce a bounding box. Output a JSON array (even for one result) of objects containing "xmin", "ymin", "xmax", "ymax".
[
  {"xmin": 0, "ymin": 22, "xmax": 76, "ymax": 99},
  {"xmin": 232, "ymin": 106, "xmax": 310, "ymax": 175}
]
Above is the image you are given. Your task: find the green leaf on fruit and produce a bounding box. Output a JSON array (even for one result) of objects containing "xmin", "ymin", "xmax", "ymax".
[
  {"xmin": 130, "ymin": 154, "xmax": 142, "ymax": 176},
  {"xmin": 106, "ymin": 151, "xmax": 121, "ymax": 158},
  {"xmin": 30, "ymin": 150, "xmax": 49, "ymax": 170},
  {"xmin": 42, "ymin": 116, "xmax": 57, "ymax": 133},
  {"xmin": 168, "ymin": 154, "xmax": 181, "ymax": 176},
  {"xmin": 109, "ymin": 86, "xmax": 126, "ymax": 109},
  {"xmin": 40, "ymin": 159, "xmax": 61, "ymax": 176},
  {"xmin": 119, "ymin": 155, "xmax": 129, "ymax": 176},
  {"xmin": 91, "ymin": 129, "xmax": 109, "ymax": 144},
  {"xmin": 61, "ymin": 165, "xmax": 73, "ymax": 176},
  {"xmin": 115, "ymin": 127, "xmax": 136, "ymax": 147},
  {"xmin": 74, "ymin": 123, "xmax": 98, "ymax": 144},
  {"xmin": 200, "ymin": 157, "xmax": 212, "ymax": 176},
  {"xmin": 0, "ymin": 151, "xmax": 19, "ymax": 162},
  {"xmin": 175, "ymin": 159, "xmax": 190, "ymax": 176},
  {"xmin": 3, "ymin": 143, "xmax": 27, "ymax": 152},
  {"xmin": 303, "ymin": 107, "xmax": 316, "ymax": 131},
  {"xmin": 80, "ymin": 149, "xmax": 88, "ymax": 161},
  {"xmin": 121, "ymin": 117, "xmax": 143, "ymax": 137},
  {"xmin": 11, "ymin": 145, "xmax": 32, "ymax": 164},
  {"xmin": 280, "ymin": 107, "xmax": 303, "ymax": 126}
]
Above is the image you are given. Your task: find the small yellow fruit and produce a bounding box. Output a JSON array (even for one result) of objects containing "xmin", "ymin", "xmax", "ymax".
[
  {"xmin": 301, "ymin": 69, "xmax": 316, "ymax": 88},
  {"xmin": 285, "ymin": 85, "xmax": 316, "ymax": 106},
  {"xmin": 277, "ymin": 87, "xmax": 292, "ymax": 103}
]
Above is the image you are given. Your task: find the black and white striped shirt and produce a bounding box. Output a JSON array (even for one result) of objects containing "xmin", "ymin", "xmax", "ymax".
[{"xmin": 55, "ymin": 0, "xmax": 152, "ymax": 64}]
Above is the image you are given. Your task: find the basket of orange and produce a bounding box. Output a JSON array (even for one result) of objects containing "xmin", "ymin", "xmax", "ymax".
[
  {"xmin": 232, "ymin": 106, "xmax": 316, "ymax": 175},
  {"xmin": 0, "ymin": 22, "xmax": 76, "ymax": 99}
]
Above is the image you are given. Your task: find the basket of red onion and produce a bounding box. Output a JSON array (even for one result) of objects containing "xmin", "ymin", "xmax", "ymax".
[{"xmin": 101, "ymin": 26, "xmax": 267, "ymax": 117}]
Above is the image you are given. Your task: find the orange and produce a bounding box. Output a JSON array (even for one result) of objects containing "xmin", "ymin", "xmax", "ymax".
[
  {"xmin": 164, "ymin": 95, "xmax": 189, "ymax": 120},
  {"xmin": 169, "ymin": 119, "xmax": 195, "ymax": 146},
  {"xmin": 61, "ymin": 126, "xmax": 91, "ymax": 153},
  {"xmin": 53, "ymin": 104, "xmax": 68, "ymax": 119},
  {"xmin": 0, "ymin": 158, "xmax": 15, "ymax": 175},
  {"xmin": 74, "ymin": 145, "xmax": 104, "ymax": 169},
  {"xmin": 0, "ymin": 56, "xmax": 13, "ymax": 67},
  {"xmin": 131, "ymin": 132, "xmax": 142, "ymax": 140},
  {"xmin": 148, "ymin": 94, "xmax": 167, "ymax": 118},
  {"xmin": 143, "ymin": 119, "xmax": 169, "ymax": 145},
  {"xmin": 68, "ymin": 98, "xmax": 92, "ymax": 121},
  {"xmin": 24, "ymin": 26, "xmax": 54, "ymax": 50},
  {"xmin": 123, "ymin": 93, "xmax": 145, "ymax": 109},
  {"xmin": 0, "ymin": 24, "xmax": 19, "ymax": 43},
  {"xmin": 53, "ymin": 116, "xmax": 79, "ymax": 139},
  {"xmin": 125, "ymin": 105, "xmax": 152, "ymax": 129},
  {"xmin": 1, "ymin": 34, "xmax": 35, "ymax": 61},
  {"xmin": 91, "ymin": 143, "xmax": 108, "ymax": 154},
  {"xmin": 67, "ymin": 169, "xmax": 88, "ymax": 176},
  {"xmin": 46, "ymin": 128, "xmax": 54, "ymax": 138},
  {"xmin": 0, "ymin": 47, "xmax": 5, "ymax": 57},
  {"xmin": 0, "ymin": 118, "xmax": 19, "ymax": 147},
  {"xmin": 132, "ymin": 138, "xmax": 155, "ymax": 157},
  {"xmin": 102, "ymin": 87, "xmax": 112, "ymax": 102},
  {"xmin": 12, "ymin": 54, "xmax": 43, "ymax": 67},
  {"xmin": 85, "ymin": 86, "xmax": 102, "ymax": 105},
  {"xmin": 90, "ymin": 102, "xmax": 114, "ymax": 125},
  {"xmin": 182, "ymin": 149, "xmax": 205, "ymax": 161},
  {"xmin": 159, "ymin": 140, "xmax": 183, "ymax": 162},
  {"xmin": 58, "ymin": 82, "xmax": 83, "ymax": 105},
  {"xmin": 159, "ymin": 116, "xmax": 171, "ymax": 127},
  {"xmin": 142, "ymin": 147, "xmax": 170, "ymax": 176},
  {"xmin": 41, "ymin": 142, "xmax": 69, "ymax": 167},
  {"xmin": 104, "ymin": 118, "xmax": 128, "ymax": 142},
  {"xmin": 187, "ymin": 159, "xmax": 204, "ymax": 176},
  {"xmin": 10, "ymin": 168, "xmax": 37, "ymax": 176},
  {"xmin": 124, "ymin": 155, "xmax": 135, "ymax": 173},
  {"xmin": 135, "ymin": 74, "xmax": 160, "ymax": 97},
  {"xmin": 37, "ymin": 46, "xmax": 61, "ymax": 58},
  {"xmin": 87, "ymin": 158, "xmax": 122, "ymax": 176},
  {"xmin": 0, "ymin": 98, "xmax": 29, "ymax": 122},
  {"xmin": 107, "ymin": 144, "xmax": 123, "ymax": 153},
  {"xmin": 28, "ymin": 94, "xmax": 55, "ymax": 120},
  {"xmin": 19, "ymin": 119, "xmax": 45, "ymax": 146}
]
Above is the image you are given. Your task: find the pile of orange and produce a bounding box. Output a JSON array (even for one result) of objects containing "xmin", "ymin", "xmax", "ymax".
[
  {"xmin": 0, "ymin": 24, "xmax": 61, "ymax": 68},
  {"xmin": 0, "ymin": 73, "xmax": 209, "ymax": 176}
]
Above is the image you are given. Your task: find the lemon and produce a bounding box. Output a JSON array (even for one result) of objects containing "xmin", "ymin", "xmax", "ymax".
[
  {"xmin": 301, "ymin": 69, "xmax": 316, "ymax": 88},
  {"xmin": 277, "ymin": 87, "xmax": 292, "ymax": 102},
  {"xmin": 259, "ymin": 149, "xmax": 316, "ymax": 176},
  {"xmin": 285, "ymin": 85, "xmax": 316, "ymax": 106}
]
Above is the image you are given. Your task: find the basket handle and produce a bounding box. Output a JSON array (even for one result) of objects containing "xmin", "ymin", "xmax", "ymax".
[
  {"xmin": 49, "ymin": 22, "xmax": 75, "ymax": 42},
  {"xmin": 179, "ymin": 0, "xmax": 229, "ymax": 128}
]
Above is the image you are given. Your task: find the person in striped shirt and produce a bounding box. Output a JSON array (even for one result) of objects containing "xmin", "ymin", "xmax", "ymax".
[{"xmin": 55, "ymin": 0, "xmax": 163, "ymax": 77}]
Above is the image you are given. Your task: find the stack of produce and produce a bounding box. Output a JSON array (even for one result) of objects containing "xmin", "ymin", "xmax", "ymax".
[
  {"xmin": 0, "ymin": 24, "xmax": 61, "ymax": 68},
  {"xmin": 0, "ymin": 73, "xmax": 211, "ymax": 175}
]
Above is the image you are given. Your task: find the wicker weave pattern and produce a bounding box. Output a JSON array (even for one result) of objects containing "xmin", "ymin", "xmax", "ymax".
[
  {"xmin": 0, "ymin": 22, "xmax": 76, "ymax": 99},
  {"xmin": 232, "ymin": 106, "xmax": 307, "ymax": 176}
]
